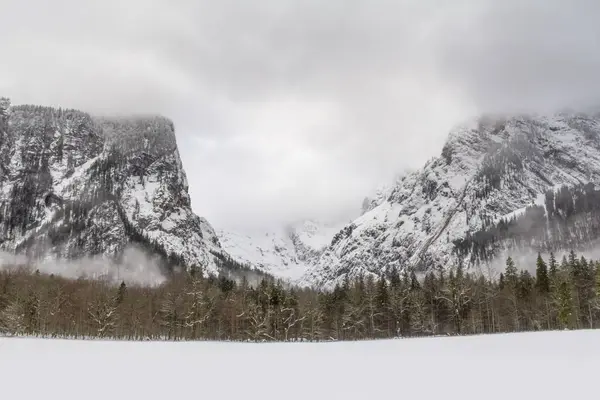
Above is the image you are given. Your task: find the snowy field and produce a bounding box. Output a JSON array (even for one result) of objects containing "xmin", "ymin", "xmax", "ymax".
[{"xmin": 1, "ymin": 330, "xmax": 598, "ymax": 400}]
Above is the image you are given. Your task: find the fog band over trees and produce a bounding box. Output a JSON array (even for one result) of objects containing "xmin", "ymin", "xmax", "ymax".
[{"xmin": 0, "ymin": 246, "xmax": 167, "ymax": 287}]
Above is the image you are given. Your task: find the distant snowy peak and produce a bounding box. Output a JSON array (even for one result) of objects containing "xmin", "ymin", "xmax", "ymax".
[
  {"xmin": 303, "ymin": 111, "xmax": 600, "ymax": 288},
  {"xmin": 287, "ymin": 220, "xmax": 349, "ymax": 252},
  {"xmin": 218, "ymin": 229, "xmax": 306, "ymax": 280},
  {"xmin": 218, "ymin": 219, "xmax": 348, "ymax": 281}
]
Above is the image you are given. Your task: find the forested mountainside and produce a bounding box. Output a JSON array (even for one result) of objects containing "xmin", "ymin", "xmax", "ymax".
[
  {"xmin": 303, "ymin": 111, "xmax": 600, "ymax": 287},
  {"xmin": 0, "ymin": 98, "xmax": 234, "ymax": 275}
]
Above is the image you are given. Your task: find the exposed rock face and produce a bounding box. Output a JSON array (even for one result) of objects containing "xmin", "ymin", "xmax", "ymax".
[
  {"xmin": 0, "ymin": 99, "xmax": 224, "ymax": 273},
  {"xmin": 302, "ymin": 111, "xmax": 600, "ymax": 287}
]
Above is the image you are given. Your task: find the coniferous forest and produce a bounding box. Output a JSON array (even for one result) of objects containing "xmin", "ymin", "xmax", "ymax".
[
  {"xmin": 1, "ymin": 250, "xmax": 599, "ymax": 341},
  {"xmin": 455, "ymin": 183, "xmax": 600, "ymax": 264}
]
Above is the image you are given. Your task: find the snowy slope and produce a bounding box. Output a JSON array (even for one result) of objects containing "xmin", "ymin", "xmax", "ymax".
[
  {"xmin": 303, "ymin": 111, "xmax": 600, "ymax": 287},
  {"xmin": 218, "ymin": 220, "xmax": 348, "ymax": 281},
  {"xmin": 1, "ymin": 330, "xmax": 599, "ymax": 400}
]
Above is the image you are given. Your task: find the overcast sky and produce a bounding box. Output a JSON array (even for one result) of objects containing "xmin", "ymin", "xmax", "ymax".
[{"xmin": 1, "ymin": 0, "xmax": 600, "ymax": 231}]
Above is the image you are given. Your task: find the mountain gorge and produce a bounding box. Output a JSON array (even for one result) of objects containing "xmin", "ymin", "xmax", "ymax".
[
  {"xmin": 218, "ymin": 220, "xmax": 348, "ymax": 281},
  {"xmin": 300, "ymin": 111, "xmax": 600, "ymax": 287},
  {"xmin": 0, "ymin": 98, "xmax": 229, "ymax": 276}
]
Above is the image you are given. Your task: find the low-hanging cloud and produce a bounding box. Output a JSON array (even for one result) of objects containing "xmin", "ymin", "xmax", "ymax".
[
  {"xmin": 474, "ymin": 245, "xmax": 600, "ymax": 282},
  {"xmin": 0, "ymin": 247, "xmax": 167, "ymax": 287},
  {"xmin": 1, "ymin": 0, "xmax": 599, "ymax": 231}
]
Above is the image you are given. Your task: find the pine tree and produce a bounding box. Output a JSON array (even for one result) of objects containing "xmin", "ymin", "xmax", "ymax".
[
  {"xmin": 549, "ymin": 252, "xmax": 558, "ymax": 284},
  {"xmin": 389, "ymin": 266, "xmax": 401, "ymax": 290},
  {"xmin": 389, "ymin": 276, "xmax": 410, "ymax": 337},
  {"xmin": 422, "ymin": 272, "xmax": 443, "ymax": 334},
  {"xmin": 535, "ymin": 253, "xmax": 550, "ymax": 294},
  {"xmin": 116, "ymin": 281, "xmax": 127, "ymax": 305},
  {"xmin": 504, "ymin": 257, "xmax": 518, "ymax": 288},
  {"xmin": 576, "ymin": 256, "xmax": 596, "ymax": 328},
  {"xmin": 410, "ymin": 271, "xmax": 420, "ymax": 291},
  {"xmin": 503, "ymin": 257, "xmax": 520, "ymax": 330},
  {"xmin": 561, "ymin": 256, "xmax": 569, "ymax": 273},
  {"xmin": 519, "ymin": 271, "xmax": 534, "ymax": 300},
  {"xmin": 374, "ymin": 276, "xmax": 390, "ymax": 336},
  {"xmin": 568, "ymin": 250, "xmax": 579, "ymax": 271},
  {"xmin": 557, "ymin": 281, "xmax": 572, "ymax": 329},
  {"xmin": 593, "ymin": 262, "xmax": 600, "ymax": 313},
  {"xmin": 24, "ymin": 289, "xmax": 40, "ymax": 335},
  {"xmin": 409, "ymin": 289, "xmax": 428, "ymax": 335}
]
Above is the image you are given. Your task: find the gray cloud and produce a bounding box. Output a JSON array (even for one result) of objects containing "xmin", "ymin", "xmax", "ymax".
[
  {"xmin": 1, "ymin": 0, "xmax": 599, "ymax": 231},
  {"xmin": 436, "ymin": 0, "xmax": 600, "ymax": 114}
]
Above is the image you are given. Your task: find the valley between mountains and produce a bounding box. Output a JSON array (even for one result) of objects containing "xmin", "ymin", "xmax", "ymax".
[{"xmin": 2, "ymin": 98, "xmax": 600, "ymax": 288}]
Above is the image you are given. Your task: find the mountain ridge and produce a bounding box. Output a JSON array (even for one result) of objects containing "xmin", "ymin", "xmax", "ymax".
[{"xmin": 299, "ymin": 111, "xmax": 600, "ymax": 287}]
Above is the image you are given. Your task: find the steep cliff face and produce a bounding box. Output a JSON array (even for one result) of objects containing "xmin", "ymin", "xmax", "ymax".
[
  {"xmin": 0, "ymin": 99, "xmax": 224, "ymax": 273},
  {"xmin": 303, "ymin": 111, "xmax": 600, "ymax": 287}
]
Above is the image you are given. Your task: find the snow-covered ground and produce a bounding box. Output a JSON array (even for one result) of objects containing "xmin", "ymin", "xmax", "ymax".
[{"xmin": 1, "ymin": 330, "xmax": 598, "ymax": 399}]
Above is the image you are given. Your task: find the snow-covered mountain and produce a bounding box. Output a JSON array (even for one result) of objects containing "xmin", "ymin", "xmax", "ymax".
[
  {"xmin": 218, "ymin": 220, "xmax": 347, "ymax": 281},
  {"xmin": 0, "ymin": 99, "xmax": 228, "ymax": 274},
  {"xmin": 6, "ymin": 99, "xmax": 600, "ymax": 289},
  {"xmin": 302, "ymin": 111, "xmax": 600, "ymax": 287}
]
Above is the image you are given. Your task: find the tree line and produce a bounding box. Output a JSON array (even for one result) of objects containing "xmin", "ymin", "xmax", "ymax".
[{"xmin": 1, "ymin": 250, "xmax": 599, "ymax": 341}]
